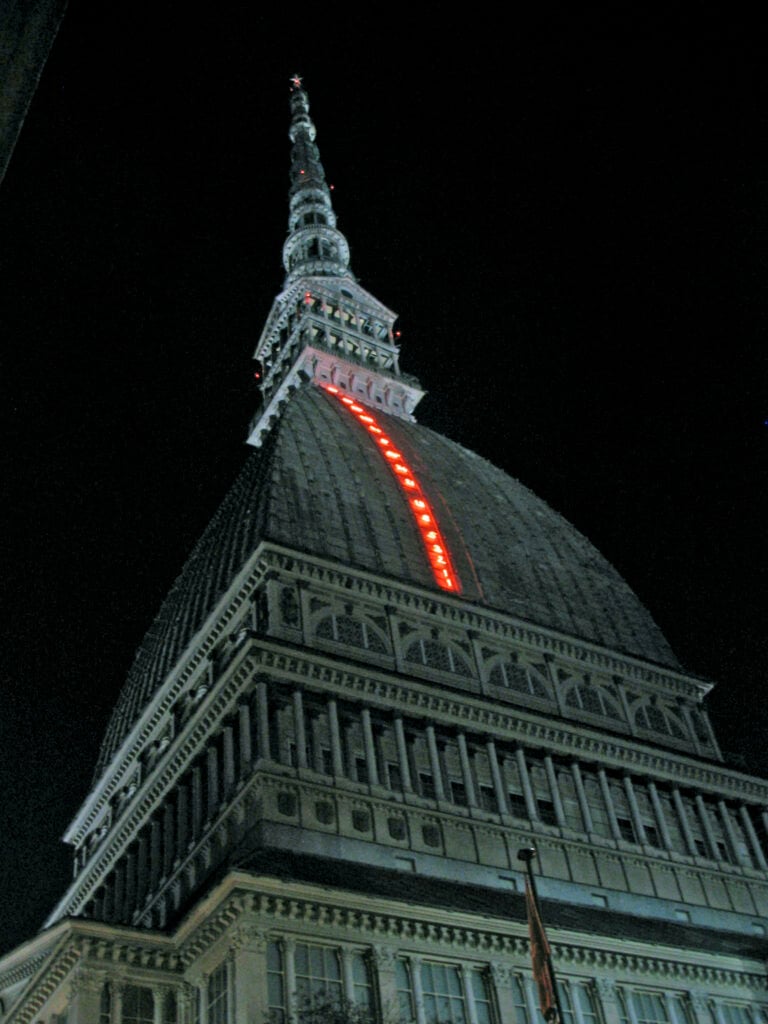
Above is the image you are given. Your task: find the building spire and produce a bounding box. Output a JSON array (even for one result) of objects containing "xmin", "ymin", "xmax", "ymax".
[
  {"xmin": 246, "ymin": 77, "xmax": 425, "ymax": 448},
  {"xmin": 282, "ymin": 75, "xmax": 352, "ymax": 285}
]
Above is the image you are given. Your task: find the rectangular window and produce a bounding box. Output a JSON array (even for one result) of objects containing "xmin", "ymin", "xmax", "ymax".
[
  {"xmin": 559, "ymin": 981, "xmax": 600, "ymax": 1024},
  {"xmin": 387, "ymin": 761, "xmax": 402, "ymax": 790},
  {"xmin": 267, "ymin": 941, "xmax": 286, "ymax": 1023},
  {"xmin": 720, "ymin": 1005, "xmax": 755, "ymax": 1024},
  {"xmin": 351, "ymin": 952, "xmax": 374, "ymax": 1011},
  {"xmin": 508, "ymin": 792, "xmax": 529, "ymax": 819},
  {"xmin": 538, "ymin": 798, "xmax": 558, "ymax": 827},
  {"xmin": 269, "ymin": 940, "xmax": 372, "ymax": 1018},
  {"xmin": 355, "ymin": 756, "xmax": 369, "ymax": 784},
  {"xmin": 123, "ymin": 986, "xmax": 154, "ymax": 1024},
  {"xmin": 451, "ymin": 780, "xmax": 467, "ymax": 805},
  {"xmin": 616, "ymin": 816, "xmax": 636, "ymax": 843},
  {"xmin": 644, "ymin": 823, "xmax": 661, "ymax": 848},
  {"xmin": 208, "ymin": 962, "xmax": 229, "ymax": 1024},
  {"xmin": 420, "ymin": 772, "xmax": 436, "ymax": 800},
  {"xmin": 421, "ymin": 961, "xmax": 467, "ymax": 1023},
  {"xmin": 470, "ymin": 970, "xmax": 494, "ymax": 1024},
  {"xmin": 512, "ymin": 975, "xmax": 532, "ymax": 1024},
  {"xmin": 295, "ymin": 943, "xmax": 343, "ymax": 1007},
  {"xmin": 396, "ymin": 959, "xmax": 416, "ymax": 1021},
  {"xmin": 478, "ymin": 784, "xmax": 497, "ymax": 812},
  {"xmin": 620, "ymin": 988, "xmax": 671, "ymax": 1024}
]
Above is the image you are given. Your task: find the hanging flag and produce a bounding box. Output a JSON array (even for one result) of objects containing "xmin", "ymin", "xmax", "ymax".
[{"xmin": 525, "ymin": 874, "xmax": 559, "ymax": 1023}]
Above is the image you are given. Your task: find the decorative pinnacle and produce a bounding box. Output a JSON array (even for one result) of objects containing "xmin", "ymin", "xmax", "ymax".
[{"xmin": 282, "ymin": 75, "xmax": 353, "ymax": 284}]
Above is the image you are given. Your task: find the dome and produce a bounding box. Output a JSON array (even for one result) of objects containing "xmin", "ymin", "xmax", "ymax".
[{"xmin": 96, "ymin": 384, "xmax": 677, "ymax": 775}]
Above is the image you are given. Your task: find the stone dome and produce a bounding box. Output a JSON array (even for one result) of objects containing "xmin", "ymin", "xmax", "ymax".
[{"xmin": 96, "ymin": 384, "xmax": 677, "ymax": 774}]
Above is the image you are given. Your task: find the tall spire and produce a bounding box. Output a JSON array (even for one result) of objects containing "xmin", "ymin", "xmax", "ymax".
[
  {"xmin": 282, "ymin": 75, "xmax": 352, "ymax": 285},
  {"xmin": 246, "ymin": 76, "xmax": 425, "ymax": 448}
]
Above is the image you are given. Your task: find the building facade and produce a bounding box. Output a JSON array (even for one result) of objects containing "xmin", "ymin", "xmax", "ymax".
[{"xmin": 1, "ymin": 78, "xmax": 767, "ymax": 1024}]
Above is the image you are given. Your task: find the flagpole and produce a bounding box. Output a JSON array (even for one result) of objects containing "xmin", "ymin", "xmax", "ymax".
[{"xmin": 518, "ymin": 846, "xmax": 566, "ymax": 1024}]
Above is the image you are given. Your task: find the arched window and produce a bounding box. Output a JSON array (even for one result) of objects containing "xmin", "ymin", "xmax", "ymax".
[
  {"xmin": 564, "ymin": 680, "xmax": 621, "ymax": 720},
  {"xmin": 315, "ymin": 612, "xmax": 388, "ymax": 654},
  {"xmin": 405, "ymin": 637, "xmax": 472, "ymax": 677},
  {"xmin": 635, "ymin": 702, "xmax": 688, "ymax": 740},
  {"xmin": 489, "ymin": 658, "xmax": 549, "ymax": 698}
]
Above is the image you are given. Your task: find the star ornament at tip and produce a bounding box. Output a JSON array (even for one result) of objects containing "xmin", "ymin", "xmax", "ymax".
[{"xmin": 290, "ymin": 73, "xmax": 303, "ymax": 90}]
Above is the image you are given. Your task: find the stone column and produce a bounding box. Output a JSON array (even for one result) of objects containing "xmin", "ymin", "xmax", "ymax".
[
  {"xmin": 717, "ymin": 800, "xmax": 742, "ymax": 864},
  {"xmin": 196, "ymin": 975, "xmax": 209, "ymax": 1024},
  {"xmin": 457, "ymin": 732, "xmax": 478, "ymax": 808},
  {"xmin": 206, "ymin": 746, "xmax": 220, "ymax": 819},
  {"xmin": 394, "ymin": 717, "xmax": 413, "ymax": 792},
  {"xmin": 410, "ymin": 955, "xmax": 426, "ymax": 1024},
  {"xmin": 460, "ymin": 964, "xmax": 480, "ymax": 1024},
  {"xmin": 522, "ymin": 974, "xmax": 541, "ymax": 1024},
  {"xmin": 222, "ymin": 726, "xmax": 235, "ymax": 796},
  {"xmin": 486, "ymin": 740, "xmax": 508, "ymax": 815},
  {"xmin": 516, "ymin": 748, "xmax": 538, "ymax": 820},
  {"xmin": 113, "ymin": 862, "xmax": 126, "ymax": 923},
  {"xmin": 257, "ymin": 680, "xmax": 270, "ymax": 761},
  {"xmin": 623, "ymin": 777, "xmax": 648, "ymax": 844},
  {"xmin": 308, "ymin": 715, "xmax": 323, "ymax": 773},
  {"xmin": 284, "ymin": 939, "xmax": 297, "ymax": 1022},
  {"xmin": 648, "ymin": 782, "xmax": 674, "ymax": 851},
  {"xmin": 595, "ymin": 978, "xmax": 622, "ymax": 1024},
  {"xmin": 68, "ymin": 967, "xmax": 105, "ymax": 1024},
  {"xmin": 125, "ymin": 850, "xmax": 137, "ymax": 917},
  {"xmin": 598, "ymin": 770, "xmax": 622, "ymax": 842},
  {"xmin": 372, "ymin": 945, "xmax": 399, "ymax": 1021},
  {"xmin": 341, "ymin": 949, "xmax": 356, "ymax": 1004},
  {"xmin": 544, "ymin": 755, "xmax": 566, "ymax": 826},
  {"xmin": 293, "ymin": 689, "xmax": 308, "ymax": 769},
  {"xmin": 152, "ymin": 987, "xmax": 165, "ymax": 1024},
  {"xmin": 238, "ymin": 703, "xmax": 252, "ymax": 776},
  {"xmin": 426, "ymin": 726, "xmax": 446, "ymax": 800},
  {"xmin": 694, "ymin": 795, "xmax": 719, "ymax": 859},
  {"xmin": 150, "ymin": 819, "xmax": 162, "ymax": 890},
  {"xmin": 232, "ymin": 923, "xmax": 269, "ymax": 1024},
  {"xmin": 489, "ymin": 963, "xmax": 516, "ymax": 1024},
  {"xmin": 672, "ymin": 788, "xmax": 697, "ymax": 856},
  {"xmin": 689, "ymin": 990, "xmax": 716, "ymax": 1024},
  {"xmin": 177, "ymin": 783, "xmax": 189, "ymax": 852},
  {"xmin": 361, "ymin": 708, "xmax": 380, "ymax": 786},
  {"xmin": 191, "ymin": 766, "xmax": 203, "ymax": 838},
  {"xmin": 739, "ymin": 806, "xmax": 768, "ymax": 869},
  {"xmin": 113, "ymin": 980, "xmax": 124, "ymax": 1024},
  {"xmin": 328, "ymin": 699, "xmax": 345, "ymax": 776},
  {"xmin": 571, "ymin": 762, "xmax": 594, "ymax": 834}
]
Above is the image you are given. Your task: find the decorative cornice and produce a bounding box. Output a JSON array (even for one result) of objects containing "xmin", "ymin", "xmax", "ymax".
[{"xmin": 61, "ymin": 552, "xmax": 273, "ymax": 847}]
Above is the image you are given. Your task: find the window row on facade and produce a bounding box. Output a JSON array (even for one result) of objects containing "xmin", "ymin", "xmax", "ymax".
[
  {"xmin": 79, "ymin": 678, "xmax": 768, "ymax": 930},
  {"xmin": 46, "ymin": 947, "xmax": 767, "ymax": 1024}
]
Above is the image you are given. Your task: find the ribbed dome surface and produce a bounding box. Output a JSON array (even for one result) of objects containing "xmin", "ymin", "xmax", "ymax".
[{"xmin": 96, "ymin": 384, "xmax": 678, "ymax": 775}]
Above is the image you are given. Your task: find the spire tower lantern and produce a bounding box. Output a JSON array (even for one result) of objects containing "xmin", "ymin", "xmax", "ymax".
[{"xmin": 246, "ymin": 76, "xmax": 425, "ymax": 447}]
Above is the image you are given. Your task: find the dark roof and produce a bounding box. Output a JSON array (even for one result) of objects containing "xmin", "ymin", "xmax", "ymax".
[
  {"xmin": 223, "ymin": 848, "xmax": 768, "ymax": 961},
  {"xmin": 96, "ymin": 384, "xmax": 677, "ymax": 774}
]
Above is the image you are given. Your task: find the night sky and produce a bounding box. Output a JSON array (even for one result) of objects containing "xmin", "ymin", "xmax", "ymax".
[{"xmin": 1, "ymin": 9, "xmax": 767, "ymax": 955}]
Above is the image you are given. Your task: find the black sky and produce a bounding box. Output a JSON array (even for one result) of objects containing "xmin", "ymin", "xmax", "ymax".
[{"xmin": 1, "ymin": 8, "xmax": 767, "ymax": 955}]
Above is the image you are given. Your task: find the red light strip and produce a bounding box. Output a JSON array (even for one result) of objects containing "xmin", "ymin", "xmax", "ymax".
[{"xmin": 321, "ymin": 384, "xmax": 461, "ymax": 593}]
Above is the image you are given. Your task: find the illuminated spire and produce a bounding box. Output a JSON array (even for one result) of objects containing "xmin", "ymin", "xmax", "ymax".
[
  {"xmin": 282, "ymin": 75, "xmax": 352, "ymax": 285},
  {"xmin": 246, "ymin": 77, "xmax": 425, "ymax": 448}
]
